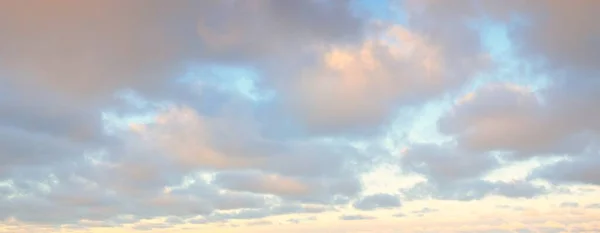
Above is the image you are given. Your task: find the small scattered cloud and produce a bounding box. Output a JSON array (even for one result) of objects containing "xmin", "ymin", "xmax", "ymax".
[
  {"xmin": 339, "ymin": 215, "xmax": 376, "ymax": 221},
  {"xmin": 559, "ymin": 202, "xmax": 579, "ymax": 208}
]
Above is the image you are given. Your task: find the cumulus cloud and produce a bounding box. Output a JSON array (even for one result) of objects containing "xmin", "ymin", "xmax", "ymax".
[{"xmin": 280, "ymin": 23, "xmax": 488, "ymax": 135}]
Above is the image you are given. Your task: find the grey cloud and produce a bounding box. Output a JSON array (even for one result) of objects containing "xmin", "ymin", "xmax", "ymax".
[
  {"xmin": 164, "ymin": 216, "xmax": 184, "ymax": 225},
  {"xmin": 214, "ymin": 170, "xmax": 362, "ymax": 204},
  {"xmin": 516, "ymin": 229, "xmax": 534, "ymax": 233},
  {"xmin": 0, "ymin": 85, "xmax": 110, "ymax": 179},
  {"xmin": 352, "ymin": 193, "xmax": 401, "ymax": 211},
  {"xmin": 413, "ymin": 0, "xmax": 600, "ymax": 189},
  {"xmin": 207, "ymin": 204, "xmax": 327, "ymax": 222},
  {"xmin": 0, "ymin": 152, "xmax": 268, "ymax": 226},
  {"xmin": 400, "ymin": 142, "xmax": 548, "ymax": 201},
  {"xmin": 495, "ymin": 205, "xmax": 524, "ymax": 211},
  {"xmin": 438, "ymin": 82, "xmax": 600, "ymax": 187},
  {"xmin": 5, "ymin": 0, "xmax": 599, "ymax": 230},
  {"xmin": 0, "ymin": 1, "xmax": 491, "ymax": 228},
  {"xmin": 0, "ymin": 87, "xmax": 370, "ymax": 226},
  {"xmin": 460, "ymin": 230, "xmax": 513, "ymax": 233},
  {"xmin": 187, "ymin": 218, "xmax": 209, "ymax": 225},
  {"xmin": 400, "ymin": 0, "xmax": 600, "ymax": 193},
  {"xmin": 0, "ymin": 0, "xmax": 364, "ymax": 100},
  {"xmin": 212, "ymin": 192, "xmax": 267, "ymax": 211},
  {"xmin": 439, "ymin": 83, "xmax": 600, "ymax": 157},
  {"xmin": 404, "ymin": 0, "xmax": 600, "ymax": 72},
  {"xmin": 262, "ymin": 144, "xmax": 367, "ymax": 178},
  {"xmin": 559, "ymin": 202, "xmax": 579, "ymax": 208},
  {"xmin": 339, "ymin": 214, "xmax": 376, "ymax": 221},
  {"xmin": 530, "ymin": 150, "xmax": 600, "ymax": 186},
  {"xmin": 0, "ymin": 126, "xmax": 85, "ymax": 169},
  {"xmin": 121, "ymin": 100, "xmax": 370, "ymax": 178},
  {"xmin": 132, "ymin": 222, "xmax": 171, "ymax": 231},
  {"xmin": 402, "ymin": 143, "xmax": 500, "ymax": 183},
  {"xmin": 537, "ymin": 227, "xmax": 566, "ymax": 233},
  {"xmin": 213, "ymin": 170, "xmax": 310, "ymax": 196},
  {"xmin": 493, "ymin": 181, "xmax": 548, "ymax": 198},
  {"xmin": 0, "ymin": 0, "xmax": 368, "ymax": 204},
  {"xmin": 246, "ymin": 220, "xmax": 272, "ymax": 226},
  {"xmin": 585, "ymin": 203, "xmax": 600, "ymax": 209},
  {"xmin": 393, "ymin": 213, "xmax": 406, "ymax": 218},
  {"xmin": 411, "ymin": 207, "xmax": 438, "ymax": 216},
  {"xmin": 287, "ymin": 216, "xmax": 317, "ymax": 224},
  {"xmin": 401, "ymin": 180, "xmax": 546, "ymax": 201},
  {"xmin": 501, "ymin": 1, "xmax": 600, "ymax": 72}
]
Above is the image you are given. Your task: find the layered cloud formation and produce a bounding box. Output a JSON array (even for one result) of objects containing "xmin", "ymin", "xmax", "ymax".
[{"xmin": 1, "ymin": 0, "xmax": 600, "ymax": 232}]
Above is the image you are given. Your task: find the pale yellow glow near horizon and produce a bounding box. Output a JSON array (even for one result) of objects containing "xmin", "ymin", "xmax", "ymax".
[{"xmin": 3, "ymin": 188, "xmax": 600, "ymax": 233}]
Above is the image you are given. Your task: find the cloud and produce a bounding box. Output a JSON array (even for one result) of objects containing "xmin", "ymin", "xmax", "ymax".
[
  {"xmin": 287, "ymin": 216, "xmax": 317, "ymax": 224},
  {"xmin": 245, "ymin": 220, "xmax": 272, "ymax": 226},
  {"xmin": 400, "ymin": 143, "xmax": 546, "ymax": 200},
  {"xmin": 559, "ymin": 202, "xmax": 579, "ymax": 208},
  {"xmin": 439, "ymin": 83, "xmax": 600, "ymax": 156},
  {"xmin": 437, "ymin": 81, "xmax": 600, "ymax": 187},
  {"xmin": 280, "ymin": 23, "xmax": 488, "ymax": 135},
  {"xmin": 393, "ymin": 213, "xmax": 407, "ymax": 218},
  {"xmin": 402, "ymin": 143, "xmax": 500, "ymax": 183},
  {"xmin": 393, "ymin": 0, "xmax": 600, "ymax": 199},
  {"xmin": 0, "ymin": 0, "xmax": 364, "ymax": 100},
  {"xmin": 585, "ymin": 203, "xmax": 600, "ymax": 209},
  {"xmin": 411, "ymin": 207, "xmax": 438, "ymax": 216},
  {"xmin": 214, "ymin": 170, "xmax": 362, "ymax": 204},
  {"xmin": 0, "ymin": 0, "xmax": 368, "ymax": 193},
  {"xmin": 207, "ymin": 204, "xmax": 328, "ymax": 222},
  {"xmin": 1, "ymin": 0, "xmax": 599, "ymax": 231},
  {"xmin": 493, "ymin": 1, "xmax": 600, "ymax": 71},
  {"xmin": 214, "ymin": 171, "xmax": 312, "ymax": 196},
  {"xmin": 132, "ymin": 222, "xmax": 171, "ymax": 231},
  {"xmin": 352, "ymin": 193, "xmax": 401, "ymax": 210},
  {"xmin": 0, "ymin": 97, "xmax": 367, "ymax": 225},
  {"xmin": 531, "ymin": 151, "xmax": 600, "ymax": 186},
  {"xmin": 401, "ymin": 180, "xmax": 546, "ymax": 201},
  {"xmin": 402, "ymin": 0, "xmax": 600, "ymax": 72},
  {"xmin": 339, "ymin": 214, "xmax": 376, "ymax": 221}
]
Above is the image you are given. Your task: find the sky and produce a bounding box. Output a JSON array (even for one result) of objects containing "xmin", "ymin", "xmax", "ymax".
[{"xmin": 0, "ymin": 0, "xmax": 599, "ymax": 232}]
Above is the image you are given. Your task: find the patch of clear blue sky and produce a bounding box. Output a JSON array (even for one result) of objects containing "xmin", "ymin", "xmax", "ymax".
[
  {"xmin": 468, "ymin": 19, "xmax": 550, "ymax": 92},
  {"xmin": 352, "ymin": 0, "xmax": 407, "ymax": 24},
  {"xmin": 178, "ymin": 64, "xmax": 274, "ymax": 102}
]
